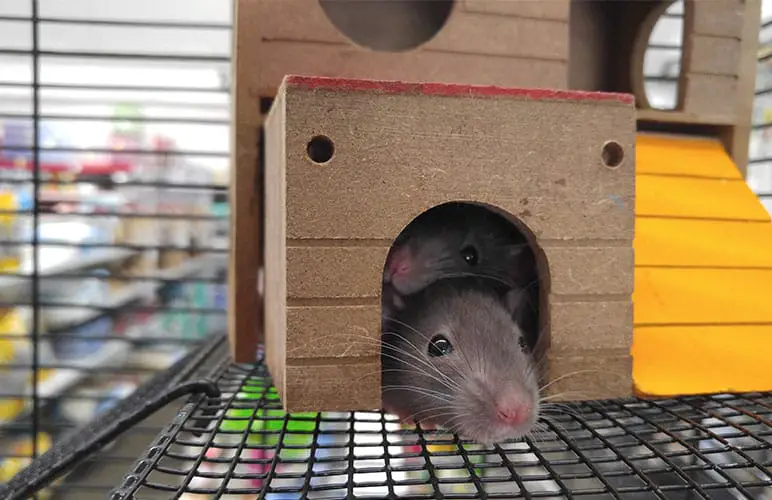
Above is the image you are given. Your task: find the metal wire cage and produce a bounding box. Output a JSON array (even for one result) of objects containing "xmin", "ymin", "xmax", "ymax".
[
  {"xmin": 111, "ymin": 347, "xmax": 772, "ymax": 499},
  {"xmin": 0, "ymin": 0, "xmax": 230, "ymax": 496},
  {"xmin": 1, "ymin": 1, "xmax": 772, "ymax": 499}
]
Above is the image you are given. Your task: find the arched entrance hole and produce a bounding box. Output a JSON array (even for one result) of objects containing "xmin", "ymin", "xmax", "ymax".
[
  {"xmin": 381, "ymin": 201, "xmax": 551, "ymax": 370},
  {"xmin": 318, "ymin": 0, "xmax": 455, "ymax": 53}
]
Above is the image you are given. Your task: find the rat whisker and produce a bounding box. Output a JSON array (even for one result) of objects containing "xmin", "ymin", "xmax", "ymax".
[
  {"xmin": 439, "ymin": 271, "xmax": 514, "ymax": 288},
  {"xmin": 382, "ymin": 385, "xmax": 455, "ymax": 403},
  {"xmin": 381, "ymin": 321, "xmax": 469, "ymax": 381},
  {"xmin": 539, "ymin": 369, "xmax": 608, "ymax": 393},
  {"xmin": 380, "ymin": 366, "xmax": 459, "ymax": 395},
  {"xmin": 380, "ymin": 331, "xmax": 464, "ymax": 388},
  {"xmin": 408, "ymin": 405, "xmax": 461, "ymax": 427},
  {"xmin": 321, "ymin": 333, "xmax": 462, "ymax": 392},
  {"xmin": 539, "ymin": 403, "xmax": 581, "ymax": 420},
  {"xmin": 381, "ymin": 342, "xmax": 464, "ymax": 393}
]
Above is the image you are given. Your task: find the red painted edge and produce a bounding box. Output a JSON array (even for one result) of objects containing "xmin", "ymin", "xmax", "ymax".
[{"xmin": 284, "ymin": 75, "xmax": 634, "ymax": 105}]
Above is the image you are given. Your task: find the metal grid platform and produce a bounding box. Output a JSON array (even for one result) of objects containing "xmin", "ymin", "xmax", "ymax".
[{"xmin": 112, "ymin": 349, "xmax": 772, "ymax": 500}]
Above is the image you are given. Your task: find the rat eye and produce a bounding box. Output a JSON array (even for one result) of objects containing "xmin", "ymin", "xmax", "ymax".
[
  {"xmin": 518, "ymin": 336, "xmax": 530, "ymax": 352},
  {"xmin": 428, "ymin": 335, "xmax": 453, "ymax": 357},
  {"xmin": 460, "ymin": 245, "xmax": 479, "ymax": 266}
]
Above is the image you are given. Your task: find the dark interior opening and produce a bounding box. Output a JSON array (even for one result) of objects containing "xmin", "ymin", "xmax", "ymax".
[
  {"xmin": 319, "ymin": 0, "xmax": 455, "ymax": 53},
  {"xmin": 568, "ymin": 0, "xmax": 682, "ymax": 112},
  {"xmin": 381, "ymin": 201, "xmax": 551, "ymax": 370}
]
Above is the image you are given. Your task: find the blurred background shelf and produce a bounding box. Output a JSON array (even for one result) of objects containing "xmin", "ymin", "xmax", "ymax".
[{"xmin": 0, "ymin": 1, "xmax": 231, "ymax": 494}]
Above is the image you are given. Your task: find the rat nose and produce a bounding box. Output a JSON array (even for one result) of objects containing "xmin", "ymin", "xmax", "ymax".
[{"xmin": 495, "ymin": 400, "xmax": 532, "ymax": 426}]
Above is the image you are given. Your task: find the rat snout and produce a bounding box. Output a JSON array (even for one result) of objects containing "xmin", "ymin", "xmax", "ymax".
[{"xmin": 494, "ymin": 394, "xmax": 533, "ymax": 427}]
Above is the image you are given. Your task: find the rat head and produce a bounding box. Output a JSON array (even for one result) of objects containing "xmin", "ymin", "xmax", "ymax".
[
  {"xmin": 382, "ymin": 277, "xmax": 540, "ymax": 445},
  {"xmin": 383, "ymin": 207, "xmax": 529, "ymax": 297}
]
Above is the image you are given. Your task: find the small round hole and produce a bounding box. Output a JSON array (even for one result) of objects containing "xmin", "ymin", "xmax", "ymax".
[
  {"xmin": 307, "ymin": 135, "xmax": 335, "ymax": 164},
  {"xmin": 601, "ymin": 141, "xmax": 624, "ymax": 169}
]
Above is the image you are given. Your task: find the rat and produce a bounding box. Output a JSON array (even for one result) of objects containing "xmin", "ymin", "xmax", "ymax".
[
  {"xmin": 381, "ymin": 276, "xmax": 540, "ymax": 445},
  {"xmin": 382, "ymin": 203, "xmax": 541, "ymax": 349},
  {"xmin": 383, "ymin": 203, "xmax": 532, "ymax": 298}
]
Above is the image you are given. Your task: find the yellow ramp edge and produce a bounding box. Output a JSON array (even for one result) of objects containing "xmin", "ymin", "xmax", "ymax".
[
  {"xmin": 636, "ymin": 175, "xmax": 771, "ymax": 221},
  {"xmin": 637, "ymin": 133, "xmax": 745, "ymax": 179},
  {"xmin": 632, "ymin": 134, "xmax": 772, "ymax": 397}
]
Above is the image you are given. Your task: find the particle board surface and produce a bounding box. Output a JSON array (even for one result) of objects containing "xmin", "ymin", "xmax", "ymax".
[
  {"xmin": 264, "ymin": 87, "xmax": 287, "ymax": 399},
  {"xmin": 678, "ymin": 74, "xmax": 738, "ymax": 123},
  {"xmin": 250, "ymin": 0, "xmax": 571, "ymax": 96},
  {"xmin": 462, "ymin": 0, "xmax": 570, "ymax": 20},
  {"xmin": 688, "ymin": 0, "xmax": 745, "ymax": 37},
  {"xmin": 544, "ymin": 349, "xmax": 633, "ymax": 401},
  {"xmin": 282, "ymin": 81, "xmax": 635, "ymax": 242},
  {"xmin": 686, "ymin": 35, "xmax": 742, "ymax": 76},
  {"xmin": 258, "ymin": 0, "xmax": 569, "ymax": 60},
  {"xmin": 264, "ymin": 75, "xmax": 637, "ymax": 410},
  {"xmin": 256, "ymin": 42, "xmax": 568, "ymax": 97},
  {"xmin": 229, "ymin": 0, "xmax": 264, "ymax": 362}
]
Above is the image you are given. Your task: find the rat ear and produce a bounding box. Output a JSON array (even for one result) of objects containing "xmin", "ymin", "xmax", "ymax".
[{"xmin": 385, "ymin": 243, "xmax": 413, "ymax": 280}]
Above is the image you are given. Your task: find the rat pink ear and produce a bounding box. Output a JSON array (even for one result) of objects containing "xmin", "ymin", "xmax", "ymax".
[{"xmin": 385, "ymin": 243, "xmax": 412, "ymax": 281}]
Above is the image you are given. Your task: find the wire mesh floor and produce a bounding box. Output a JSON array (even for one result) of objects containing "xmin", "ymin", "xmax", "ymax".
[{"xmin": 112, "ymin": 354, "xmax": 772, "ymax": 499}]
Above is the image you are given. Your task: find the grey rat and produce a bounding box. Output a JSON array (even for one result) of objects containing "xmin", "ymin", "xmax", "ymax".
[
  {"xmin": 382, "ymin": 203, "xmax": 540, "ymax": 348},
  {"xmin": 383, "ymin": 203, "xmax": 531, "ymax": 297},
  {"xmin": 381, "ymin": 276, "xmax": 540, "ymax": 445}
]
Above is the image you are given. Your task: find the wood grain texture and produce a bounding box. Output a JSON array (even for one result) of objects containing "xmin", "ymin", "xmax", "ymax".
[
  {"xmin": 258, "ymin": 0, "xmax": 569, "ymax": 60},
  {"xmin": 568, "ymin": 0, "xmax": 608, "ymax": 92},
  {"xmin": 549, "ymin": 299, "xmax": 633, "ymax": 351},
  {"xmin": 635, "ymin": 176, "xmax": 770, "ymax": 221},
  {"xmin": 285, "ymin": 245, "xmax": 632, "ymax": 298},
  {"xmin": 679, "ymin": 73, "xmax": 738, "ymax": 123},
  {"xmin": 685, "ymin": 35, "xmax": 742, "ymax": 76},
  {"xmin": 284, "ymin": 359, "xmax": 381, "ymax": 412},
  {"xmin": 543, "ymin": 349, "xmax": 633, "ymax": 401},
  {"xmin": 634, "ymin": 267, "xmax": 772, "ymax": 325},
  {"xmin": 229, "ymin": 0, "xmax": 263, "ymax": 362},
  {"xmin": 286, "ymin": 306, "xmax": 380, "ymax": 359},
  {"xmin": 283, "ymin": 88, "xmax": 635, "ymax": 241},
  {"xmin": 633, "ymin": 324, "xmax": 772, "ymax": 396},
  {"xmin": 687, "ymin": 0, "xmax": 745, "ymax": 37},
  {"xmin": 679, "ymin": 1, "xmax": 743, "ymax": 121},
  {"xmin": 462, "ymin": 0, "xmax": 570, "ymax": 20},
  {"xmin": 635, "ymin": 218, "xmax": 772, "ymax": 268},
  {"xmin": 262, "ymin": 77, "xmax": 636, "ymax": 409},
  {"xmin": 721, "ymin": 0, "xmax": 762, "ymax": 176},
  {"xmin": 263, "ymin": 85, "xmax": 288, "ymax": 397},
  {"xmin": 255, "ymin": 42, "xmax": 568, "ymax": 97}
]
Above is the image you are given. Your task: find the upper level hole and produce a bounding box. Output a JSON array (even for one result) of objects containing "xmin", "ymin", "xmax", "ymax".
[
  {"xmin": 318, "ymin": 0, "xmax": 454, "ymax": 52},
  {"xmin": 642, "ymin": 0, "xmax": 683, "ymax": 110},
  {"xmin": 307, "ymin": 135, "xmax": 335, "ymax": 164}
]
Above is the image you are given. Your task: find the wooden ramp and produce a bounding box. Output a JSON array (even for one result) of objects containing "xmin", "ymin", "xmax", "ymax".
[{"xmin": 632, "ymin": 133, "xmax": 772, "ymax": 396}]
